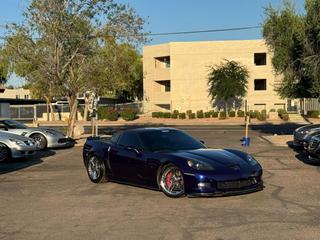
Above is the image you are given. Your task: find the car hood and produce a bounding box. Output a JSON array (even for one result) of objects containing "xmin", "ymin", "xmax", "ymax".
[
  {"xmin": 171, "ymin": 148, "xmax": 251, "ymax": 169},
  {"xmin": 0, "ymin": 130, "xmax": 34, "ymax": 141},
  {"xmin": 29, "ymin": 127, "xmax": 66, "ymax": 136},
  {"xmin": 296, "ymin": 124, "xmax": 320, "ymax": 133}
]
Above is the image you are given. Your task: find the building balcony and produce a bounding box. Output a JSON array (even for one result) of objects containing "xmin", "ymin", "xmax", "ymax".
[{"xmin": 154, "ymin": 68, "xmax": 170, "ymax": 81}]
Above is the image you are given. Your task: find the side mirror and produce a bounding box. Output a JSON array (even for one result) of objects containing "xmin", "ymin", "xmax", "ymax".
[{"xmin": 126, "ymin": 146, "xmax": 141, "ymax": 156}]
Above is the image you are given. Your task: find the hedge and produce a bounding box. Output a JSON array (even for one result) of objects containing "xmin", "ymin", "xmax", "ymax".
[
  {"xmin": 196, "ymin": 110, "xmax": 204, "ymax": 118},
  {"xmin": 120, "ymin": 108, "xmax": 137, "ymax": 121},
  {"xmin": 307, "ymin": 110, "xmax": 319, "ymax": 118}
]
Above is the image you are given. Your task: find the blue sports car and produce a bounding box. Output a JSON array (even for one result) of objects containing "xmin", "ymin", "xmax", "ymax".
[{"xmin": 83, "ymin": 128, "xmax": 263, "ymax": 198}]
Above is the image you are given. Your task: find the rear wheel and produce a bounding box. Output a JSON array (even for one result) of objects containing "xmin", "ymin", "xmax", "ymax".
[
  {"xmin": 30, "ymin": 134, "xmax": 47, "ymax": 150},
  {"xmin": 85, "ymin": 155, "xmax": 107, "ymax": 183},
  {"xmin": 159, "ymin": 164, "xmax": 185, "ymax": 198},
  {"xmin": 0, "ymin": 143, "xmax": 10, "ymax": 163}
]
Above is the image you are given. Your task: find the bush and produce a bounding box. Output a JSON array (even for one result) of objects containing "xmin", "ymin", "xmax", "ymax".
[
  {"xmin": 237, "ymin": 110, "xmax": 244, "ymax": 117},
  {"xmin": 189, "ymin": 113, "xmax": 196, "ymax": 119},
  {"xmin": 98, "ymin": 107, "xmax": 118, "ymax": 121},
  {"xmin": 219, "ymin": 111, "xmax": 226, "ymax": 119},
  {"xmin": 249, "ymin": 110, "xmax": 260, "ymax": 119},
  {"xmin": 277, "ymin": 109, "xmax": 289, "ymax": 121},
  {"xmin": 171, "ymin": 112, "xmax": 178, "ymax": 119},
  {"xmin": 229, "ymin": 111, "xmax": 236, "ymax": 117},
  {"xmin": 186, "ymin": 110, "xmax": 192, "ymax": 116},
  {"xmin": 196, "ymin": 110, "xmax": 204, "ymax": 118},
  {"xmin": 269, "ymin": 109, "xmax": 276, "ymax": 112},
  {"xmin": 257, "ymin": 112, "xmax": 267, "ymax": 121},
  {"xmin": 173, "ymin": 110, "xmax": 179, "ymax": 115},
  {"xmin": 152, "ymin": 112, "xmax": 163, "ymax": 118},
  {"xmin": 261, "ymin": 109, "xmax": 267, "ymax": 115},
  {"xmin": 120, "ymin": 108, "xmax": 137, "ymax": 121},
  {"xmin": 179, "ymin": 113, "xmax": 186, "ymax": 119},
  {"xmin": 204, "ymin": 112, "xmax": 211, "ymax": 118},
  {"xmin": 212, "ymin": 112, "xmax": 219, "ymax": 118},
  {"xmin": 307, "ymin": 110, "xmax": 320, "ymax": 118},
  {"xmin": 163, "ymin": 112, "xmax": 171, "ymax": 118}
]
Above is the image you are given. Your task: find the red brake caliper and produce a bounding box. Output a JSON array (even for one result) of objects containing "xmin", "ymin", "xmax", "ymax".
[{"xmin": 166, "ymin": 171, "xmax": 173, "ymax": 188}]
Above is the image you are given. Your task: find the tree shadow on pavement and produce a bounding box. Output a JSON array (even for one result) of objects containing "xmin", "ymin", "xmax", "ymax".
[
  {"xmin": 250, "ymin": 123, "xmax": 306, "ymax": 135},
  {"xmin": 0, "ymin": 149, "xmax": 56, "ymax": 175}
]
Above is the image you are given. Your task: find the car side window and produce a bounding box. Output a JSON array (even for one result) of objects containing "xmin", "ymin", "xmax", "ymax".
[
  {"xmin": 110, "ymin": 132, "xmax": 121, "ymax": 144},
  {"xmin": 118, "ymin": 132, "xmax": 142, "ymax": 150}
]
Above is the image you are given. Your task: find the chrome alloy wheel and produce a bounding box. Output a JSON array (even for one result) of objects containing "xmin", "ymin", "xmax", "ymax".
[
  {"xmin": 87, "ymin": 156, "xmax": 102, "ymax": 181},
  {"xmin": 160, "ymin": 166, "xmax": 185, "ymax": 197}
]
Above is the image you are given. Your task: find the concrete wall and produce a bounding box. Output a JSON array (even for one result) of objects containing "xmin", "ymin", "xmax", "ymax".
[{"xmin": 143, "ymin": 39, "xmax": 286, "ymax": 114}]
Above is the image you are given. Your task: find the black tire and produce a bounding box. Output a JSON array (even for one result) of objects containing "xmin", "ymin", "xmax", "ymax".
[
  {"xmin": 159, "ymin": 164, "xmax": 185, "ymax": 198},
  {"xmin": 30, "ymin": 133, "xmax": 47, "ymax": 150},
  {"xmin": 0, "ymin": 143, "xmax": 10, "ymax": 163},
  {"xmin": 85, "ymin": 155, "xmax": 107, "ymax": 183}
]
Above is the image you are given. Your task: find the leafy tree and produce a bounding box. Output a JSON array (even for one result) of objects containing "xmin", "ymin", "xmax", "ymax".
[
  {"xmin": 263, "ymin": 0, "xmax": 320, "ymax": 99},
  {"xmin": 0, "ymin": 48, "xmax": 9, "ymax": 85},
  {"xmin": 207, "ymin": 60, "xmax": 249, "ymax": 117},
  {"xmin": 2, "ymin": 0, "xmax": 145, "ymax": 136}
]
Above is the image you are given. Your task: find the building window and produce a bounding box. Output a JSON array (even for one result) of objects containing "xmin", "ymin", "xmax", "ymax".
[
  {"xmin": 254, "ymin": 53, "xmax": 267, "ymax": 66},
  {"xmin": 16, "ymin": 95, "xmax": 20, "ymax": 99},
  {"xmin": 24, "ymin": 95, "xmax": 30, "ymax": 99},
  {"xmin": 156, "ymin": 104, "xmax": 171, "ymax": 110},
  {"xmin": 254, "ymin": 79, "xmax": 267, "ymax": 91},
  {"xmin": 155, "ymin": 56, "xmax": 170, "ymax": 68},
  {"xmin": 155, "ymin": 80, "xmax": 171, "ymax": 92}
]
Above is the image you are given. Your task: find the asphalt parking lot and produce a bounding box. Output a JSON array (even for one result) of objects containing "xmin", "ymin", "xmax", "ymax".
[{"xmin": 1, "ymin": 125, "xmax": 320, "ymax": 240}]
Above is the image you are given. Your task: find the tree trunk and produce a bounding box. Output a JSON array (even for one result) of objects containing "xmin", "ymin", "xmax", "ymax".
[
  {"xmin": 83, "ymin": 96, "xmax": 90, "ymax": 121},
  {"xmin": 225, "ymin": 102, "xmax": 229, "ymax": 118},
  {"xmin": 67, "ymin": 95, "xmax": 78, "ymax": 138},
  {"xmin": 44, "ymin": 96, "xmax": 50, "ymax": 121},
  {"xmin": 49, "ymin": 102, "xmax": 56, "ymax": 121}
]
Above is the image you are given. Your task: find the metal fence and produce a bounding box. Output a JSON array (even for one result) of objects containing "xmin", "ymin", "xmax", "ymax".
[
  {"xmin": 301, "ymin": 98, "xmax": 320, "ymax": 115},
  {"xmin": 9, "ymin": 102, "xmax": 143, "ymax": 120}
]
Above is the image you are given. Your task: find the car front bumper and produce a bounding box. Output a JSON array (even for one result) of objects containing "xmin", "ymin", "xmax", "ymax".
[
  {"xmin": 11, "ymin": 145, "xmax": 38, "ymax": 158},
  {"xmin": 47, "ymin": 137, "xmax": 76, "ymax": 148},
  {"xmin": 183, "ymin": 171, "xmax": 263, "ymax": 197}
]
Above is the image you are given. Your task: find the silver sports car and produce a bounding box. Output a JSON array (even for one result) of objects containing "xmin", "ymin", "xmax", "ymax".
[
  {"xmin": 0, "ymin": 131, "xmax": 38, "ymax": 162},
  {"xmin": 0, "ymin": 120, "xmax": 75, "ymax": 150}
]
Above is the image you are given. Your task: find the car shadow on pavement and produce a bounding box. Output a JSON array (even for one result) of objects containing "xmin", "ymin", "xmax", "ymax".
[
  {"xmin": 250, "ymin": 123, "xmax": 305, "ymax": 135},
  {"xmin": 288, "ymin": 144, "xmax": 320, "ymax": 167},
  {"xmin": 0, "ymin": 150, "xmax": 56, "ymax": 175}
]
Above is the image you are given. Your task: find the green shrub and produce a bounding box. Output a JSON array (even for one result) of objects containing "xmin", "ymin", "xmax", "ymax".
[
  {"xmin": 261, "ymin": 109, "xmax": 267, "ymax": 115},
  {"xmin": 219, "ymin": 111, "xmax": 226, "ymax": 119},
  {"xmin": 189, "ymin": 113, "xmax": 196, "ymax": 119},
  {"xmin": 257, "ymin": 112, "xmax": 267, "ymax": 121},
  {"xmin": 98, "ymin": 107, "xmax": 118, "ymax": 121},
  {"xmin": 204, "ymin": 112, "xmax": 211, "ymax": 118},
  {"xmin": 229, "ymin": 111, "xmax": 236, "ymax": 117},
  {"xmin": 269, "ymin": 109, "xmax": 276, "ymax": 112},
  {"xmin": 212, "ymin": 112, "xmax": 219, "ymax": 118},
  {"xmin": 171, "ymin": 112, "xmax": 178, "ymax": 119},
  {"xmin": 173, "ymin": 110, "xmax": 179, "ymax": 115},
  {"xmin": 163, "ymin": 112, "xmax": 171, "ymax": 118},
  {"xmin": 152, "ymin": 112, "xmax": 163, "ymax": 118},
  {"xmin": 277, "ymin": 109, "xmax": 287, "ymax": 115},
  {"xmin": 277, "ymin": 109, "xmax": 289, "ymax": 121},
  {"xmin": 307, "ymin": 110, "xmax": 319, "ymax": 118},
  {"xmin": 120, "ymin": 108, "xmax": 137, "ymax": 121},
  {"xmin": 250, "ymin": 110, "xmax": 260, "ymax": 119},
  {"xmin": 179, "ymin": 113, "xmax": 186, "ymax": 119},
  {"xmin": 186, "ymin": 110, "xmax": 192, "ymax": 116},
  {"xmin": 237, "ymin": 110, "xmax": 245, "ymax": 117},
  {"xmin": 196, "ymin": 110, "xmax": 204, "ymax": 118}
]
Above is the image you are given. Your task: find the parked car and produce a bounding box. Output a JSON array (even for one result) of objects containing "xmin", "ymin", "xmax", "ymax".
[
  {"xmin": 293, "ymin": 124, "xmax": 320, "ymax": 149},
  {"xmin": 0, "ymin": 119, "xmax": 75, "ymax": 150},
  {"xmin": 306, "ymin": 134, "xmax": 320, "ymax": 162},
  {"xmin": 83, "ymin": 128, "xmax": 263, "ymax": 198},
  {"xmin": 0, "ymin": 131, "xmax": 39, "ymax": 162}
]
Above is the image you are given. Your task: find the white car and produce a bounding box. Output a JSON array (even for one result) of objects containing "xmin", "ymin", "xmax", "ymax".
[{"xmin": 0, "ymin": 131, "xmax": 39, "ymax": 162}]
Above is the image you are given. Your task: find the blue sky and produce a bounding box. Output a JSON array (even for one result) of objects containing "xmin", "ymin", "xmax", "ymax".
[{"xmin": 0, "ymin": 0, "xmax": 305, "ymax": 86}]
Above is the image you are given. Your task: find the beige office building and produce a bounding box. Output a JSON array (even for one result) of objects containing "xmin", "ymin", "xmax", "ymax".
[{"xmin": 143, "ymin": 39, "xmax": 287, "ymax": 114}]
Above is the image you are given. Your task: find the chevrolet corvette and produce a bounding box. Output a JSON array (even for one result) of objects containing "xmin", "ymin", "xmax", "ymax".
[{"xmin": 83, "ymin": 128, "xmax": 263, "ymax": 198}]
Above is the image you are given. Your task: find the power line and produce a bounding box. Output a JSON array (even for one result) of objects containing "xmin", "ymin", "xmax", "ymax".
[{"xmin": 0, "ymin": 25, "xmax": 262, "ymax": 41}]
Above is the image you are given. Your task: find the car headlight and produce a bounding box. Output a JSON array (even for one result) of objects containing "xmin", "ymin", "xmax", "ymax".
[
  {"xmin": 44, "ymin": 130, "xmax": 57, "ymax": 136},
  {"xmin": 187, "ymin": 159, "xmax": 214, "ymax": 171},
  {"xmin": 247, "ymin": 155, "xmax": 258, "ymax": 166},
  {"xmin": 9, "ymin": 138, "xmax": 26, "ymax": 146}
]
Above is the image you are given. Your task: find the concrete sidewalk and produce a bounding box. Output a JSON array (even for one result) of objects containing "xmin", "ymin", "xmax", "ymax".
[{"xmin": 261, "ymin": 135, "xmax": 292, "ymax": 147}]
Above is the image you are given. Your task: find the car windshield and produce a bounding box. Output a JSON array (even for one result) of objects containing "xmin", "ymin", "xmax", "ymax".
[
  {"xmin": 139, "ymin": 129, "xmax": 204, "ymax": 152},
  {"xmin": 3, "ymin": 120, "xmax": 28, "ymax": 129}
]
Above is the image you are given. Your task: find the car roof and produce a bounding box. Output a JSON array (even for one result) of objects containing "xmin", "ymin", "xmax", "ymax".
[{"xmin": 124, "ymin": 127, "xmax": 179, "ymax": 134}]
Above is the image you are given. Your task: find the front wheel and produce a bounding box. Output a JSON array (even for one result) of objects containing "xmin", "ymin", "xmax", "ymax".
[
  {"xmin": 85, "ymin": 155, "xmax": 107, "ymax": 183},
  {"xmin": 159, "ymin": 164, "xmax": 185, "ymax": 198},
  {"xmin": 0, "ymin": 143, "xmax": 10, "ymax": 163},
  {"xmin": 30, "ymin": 134, "xmax": 47, "ymax": 150}
]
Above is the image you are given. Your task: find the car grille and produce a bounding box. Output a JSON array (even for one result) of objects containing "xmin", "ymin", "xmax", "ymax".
[
  {"xmin": 309, "ymin": 138, "xmax": 320, "ymax": 150},
  {"xmin": 217, "ymin": 178, "xmax": 257, "ymax": 190}
]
